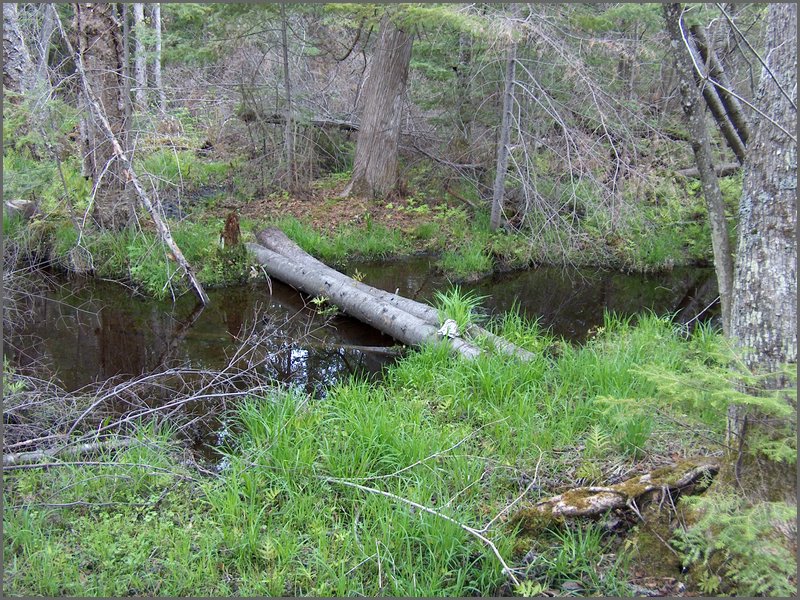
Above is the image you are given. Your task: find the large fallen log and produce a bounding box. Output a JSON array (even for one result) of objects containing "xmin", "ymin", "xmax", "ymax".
[
  {"xmin": 254, "ymin": 228, "xmax": 535, "ymax": 360},
  {"xmin": 247, "ymin": 242, "xmax": 483, "ymax": 359}
]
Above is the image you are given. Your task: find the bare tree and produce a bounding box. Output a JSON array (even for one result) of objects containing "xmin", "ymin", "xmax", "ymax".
[
  {"xmin": 343, "ymin": 13, "xmax": 413, "ymax": 198},
  {"xmin": 728, "ymin": 3, "xmax": 797, "ymax": 497},
  {"xmin": 150, "ymin": 3, "xmax": 165, "ymax": 114},
  {"xmin": 133, "ymin": 3, "xmax": 147, "ymax": 109},
  {"xmin": 664, "ymin": 3, "xmax": 734, "ymax": 334},
  {"xmin": 490, "ymin": 36, "xmax": 517, "ymax": 231}
]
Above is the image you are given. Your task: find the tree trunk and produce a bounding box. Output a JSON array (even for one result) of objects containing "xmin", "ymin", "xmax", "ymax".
[
  {"xmin": 490, "ymin": 41, "xmax": 517, "ymax": 231},
  {"xmin": 663, "ymin": 3, "xmax": 734, "ymax": 335},
  {"xmin": 280, "ymin": 3, "xmax": 297, "ymax": 190},
  {"xmin": 132, "ymin": 3, "xmax": 147, "ymax": 109},
  {"xmin": 150, "ymin": 3, "xmax": 165, "ymax": 114},
  {"xmin": 35, "ymin": 3, "xmax": 55, "ymax": 84},
  {"xmin": 246, "ymin": 240, "xmax": 482, "ymax": 359},
  {"xmin": 343, "ymin": 13, "xmax": 413, "ymax": 199},
  {"xmin": 121, "ymin": 3, "xmax": 132, "ymax": 124},
  {"xmin": 3, "ymin": 3, "xmax": 34, "ymax": 95},
  {"xmin": 727, "ymin": 3, "xmax": 797, "ymax": 501},
  {"xmin": 74, "ymin": 2, "xmax": 134, "ymax": 230},
  {"xmin": 684, "ymin": 31, "xmax": 747, "ymax": 164},
  {"xmin": 56, "ymin": 6, "xmax": 209, "ymax": 305},
  {"xmin": 689, "ymin": 24, "xmax": 751, "ymax": 145},
  {"xmin": 254, "ymin": 228, "xmax": 536, "ymax": 361}
]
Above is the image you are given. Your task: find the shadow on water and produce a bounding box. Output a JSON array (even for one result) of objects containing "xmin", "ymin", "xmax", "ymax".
[{"xmin": 6, "ymin": 259, "xmax": 718, "ymax": 460}]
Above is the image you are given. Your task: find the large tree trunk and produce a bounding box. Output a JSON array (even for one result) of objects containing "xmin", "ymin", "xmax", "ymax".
[
  {"xmin": 74, "ymin": 2, "xmax": 134, "ymax": 230},
  {"xmin": 727, "ymin": 3, "xmax": 797, "ymax": 501},
  {"xmin": 253, "ymin": 228, "xmax": 535, "ymax": 361},
  {"xmin": 150, "ymin": 3, "xmax": 165, "ymax": 114},
  {"xmin": 663, "ymin": 3, "xmax": 734, "ymax": 335},
  {"xmin": 132, "ymin": 3, "xmax": 147, "ymax": 109},
  {"xmin": 3, "ymin": 3, "xmax": 34, "ymax": 95},
  {"xmin": 246, "ymin": 239, "xmax": 482, "ymax": 360},
  {"xmin": 490, "ymin": 41, "xmax": 517, "ymax": 231},
  {"xmin": 342, "ymin": 13, "xmax": 413, "ymax": 199}
]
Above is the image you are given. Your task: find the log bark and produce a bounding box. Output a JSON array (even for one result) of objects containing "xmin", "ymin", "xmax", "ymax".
[
  {"xmin": 514, "ymin": 459, "xmax": 719, "ymax": 520},
  {"xmin": 3, "ymin": 3, "xmax": 35, "ymax": 95},
  {"xmin": 246, "ymin": 241, "xmax": 482, "ymax": 359},
  {"xmin": 254, "ymin": 228, "xmax": 535, "ymax": 360}
]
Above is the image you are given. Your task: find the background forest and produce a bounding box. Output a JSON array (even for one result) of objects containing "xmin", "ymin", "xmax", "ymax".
[{"xmin": 3, "ymin": 2, "xmax": 796, "ymax": 598}]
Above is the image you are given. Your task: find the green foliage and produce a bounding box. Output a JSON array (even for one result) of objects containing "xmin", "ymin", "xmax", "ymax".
[
  {"xmin": 138, "ymin": 149, "xmax": 233, "ymax": 191},
  {"xmin": 440, "ymin": 237, "xmax": 493, "ymax": 279},
  {"xmin": 672, "ymin": 494, "xmax": 797, "ymax": 596},
  {"xmin": 434, "ymin": 286, "xmax": 486, "ymax": 331}
]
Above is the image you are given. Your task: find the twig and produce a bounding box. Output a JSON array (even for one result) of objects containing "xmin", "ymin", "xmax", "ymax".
[{"xmin": 323, "ymin": 476, "xmax": 520, "ymax": 586}]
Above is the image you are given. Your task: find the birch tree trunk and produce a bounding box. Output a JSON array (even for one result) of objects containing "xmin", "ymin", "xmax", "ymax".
[
  {"xmin": 280, "ymin": 3, "xmax": 297, "ymax": 190},
  {"xmin": 150, "ymin": 3, "xmax": 165, "ymax": 114},
  {"xmin": 490, "ymin": 41, "xmax": 517, "ymax": 231},
  {"xmin": 343, "ymin": 13, "xmax": 413, "ymax": 199},
  {"xmin": 74, "ymin": 2, "xmax": 134, "ymax": 229},
  {"xmin": 663, "ymin": 3, "xmax": 734, "ymax": 335},
  {"xmin": 132, "ymin": 3, "xmax": 147, "ymax": 109},
  {"xmin": 727, "ymin": 3, "xmax": 797, "ymax": 500},
  {"xmin": 3, "ymin": 3, "xmax": 34, "ymax": 95}
]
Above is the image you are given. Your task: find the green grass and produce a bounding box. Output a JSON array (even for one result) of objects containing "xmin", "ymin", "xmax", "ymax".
[{"xmin": 6, "ymin": 312, "xmax": 782, "ymax": 596}]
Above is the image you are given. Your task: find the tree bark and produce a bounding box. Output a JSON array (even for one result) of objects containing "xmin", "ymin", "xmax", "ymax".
[
  {"xmin": 343, "ymin": 13, "xmax": 413, "ymax": 199},
  {"xmin": 132, "ymin": 3, "xmax": 147, "ymax": 109},
  {"xmin": 150, "ymin": 3, "xmax": 165, "ymax": 114},
  {"xmin": 35, "ymin": 3, "xmax": 55, "ymax": 84},
  {"xmin": 254, "ymin": 228, "xmax": 536, "ymax": 361},
  {"xmin": 728, "ymin": 3, "xmax": 797, "ymax": 500},
  {"xmin": 664, "ymin": 3, "xmax": 734, "ymax": 335},
  {"xmin": 3, "ymin": 3, "xmax": 35, "ymax": 95},
  {"xmin": 121, "ymin": 3, "xmax": 132, "ymax": 124},
  {"xmin": 74, "ymin": 2, "xmax": 134, "ymax": 230},
  {"xmin": 490, "ymin": 40, "xmax": 517, "ymax": 231},
  {"xmin": 246, "ymin": 240, "xmax": 482, "ymax": 359}
]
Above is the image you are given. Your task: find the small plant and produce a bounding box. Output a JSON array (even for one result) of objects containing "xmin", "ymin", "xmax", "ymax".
[{"xmin": 434, "ymin": 286, "xmax": 487, "ymax": 332}]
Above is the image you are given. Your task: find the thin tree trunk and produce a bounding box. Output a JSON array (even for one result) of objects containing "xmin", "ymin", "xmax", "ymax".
[
  {"xmin": 663, "ymin": 3, "xmax": 734, "ymax": 335},
  {"xmin": 151, "ymin": 3, "xmax": 165, "ymax": 114},
  {"xmin": 3, "ymin": 3, "xmax": 34, "ymax": 95},
  {"xmin": 35, "ymin": 3, "xmax": 55, "ymax": 84},
  {"xmin": 490, "ymin": 41, "xmax": 517, "ymax": 231},
  {"xmin": 689, "ymin": 24, "xmax": 751, "ymax": 145},
  {"xmin": 121, "ymin": 3, "xmax": 132, "ymax": 124},
  {"xmin": 133, "ymin": 3, "xmax": 147, "ymax": 109},
  {"xmin": 727, "ymin": 3, "xmax": 797, "ymax": 500},
  {"xmin": 280, "ymin": 3, "xmax": 296, "ymax": 190},
  {"xmin": 343, "ymin": 13, "xmax": 413, "ymax": 199}
]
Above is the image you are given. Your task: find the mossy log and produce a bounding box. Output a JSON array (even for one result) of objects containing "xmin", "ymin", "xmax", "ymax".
[{"xmin": 514, "ymin": 459, "xmax": 719, "ymax": 522}]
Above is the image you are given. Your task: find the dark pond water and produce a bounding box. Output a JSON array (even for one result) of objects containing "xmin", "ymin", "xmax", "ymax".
[{"xmin": 9, "ymin": 258, "xmax": 719, "ymax": 395}]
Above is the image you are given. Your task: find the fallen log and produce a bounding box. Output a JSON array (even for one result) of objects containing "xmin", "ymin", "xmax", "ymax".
[
  {"xmin": 3, "ymin": 438, "xmax": 136, "ymax": 467},
  {"xmin": 512, "ymin": 459, "xmax": 718, "ymax": 521},
  {"xmin": 254, "ymin": 228, "xmax": 535, "ymax": 360},
  {"xmin": 675, "ymin": 162, "xmax": 740, "ymax": 179},
  {"xmin": 247, "ymin": 242, "xmax": 482, "ymax": 359}
]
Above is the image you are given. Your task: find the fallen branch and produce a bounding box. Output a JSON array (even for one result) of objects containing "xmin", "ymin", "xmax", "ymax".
[
  {"xmin": 514, "ymin": 458, "xmax": 719, "ymax": 520},
  {"xmin": 675, "ymin": 162, "xmax": 740, "ymax": 179},
  {"xmin": 3, "ymin": 438, "xmax": 135, "ymax": 467}
]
